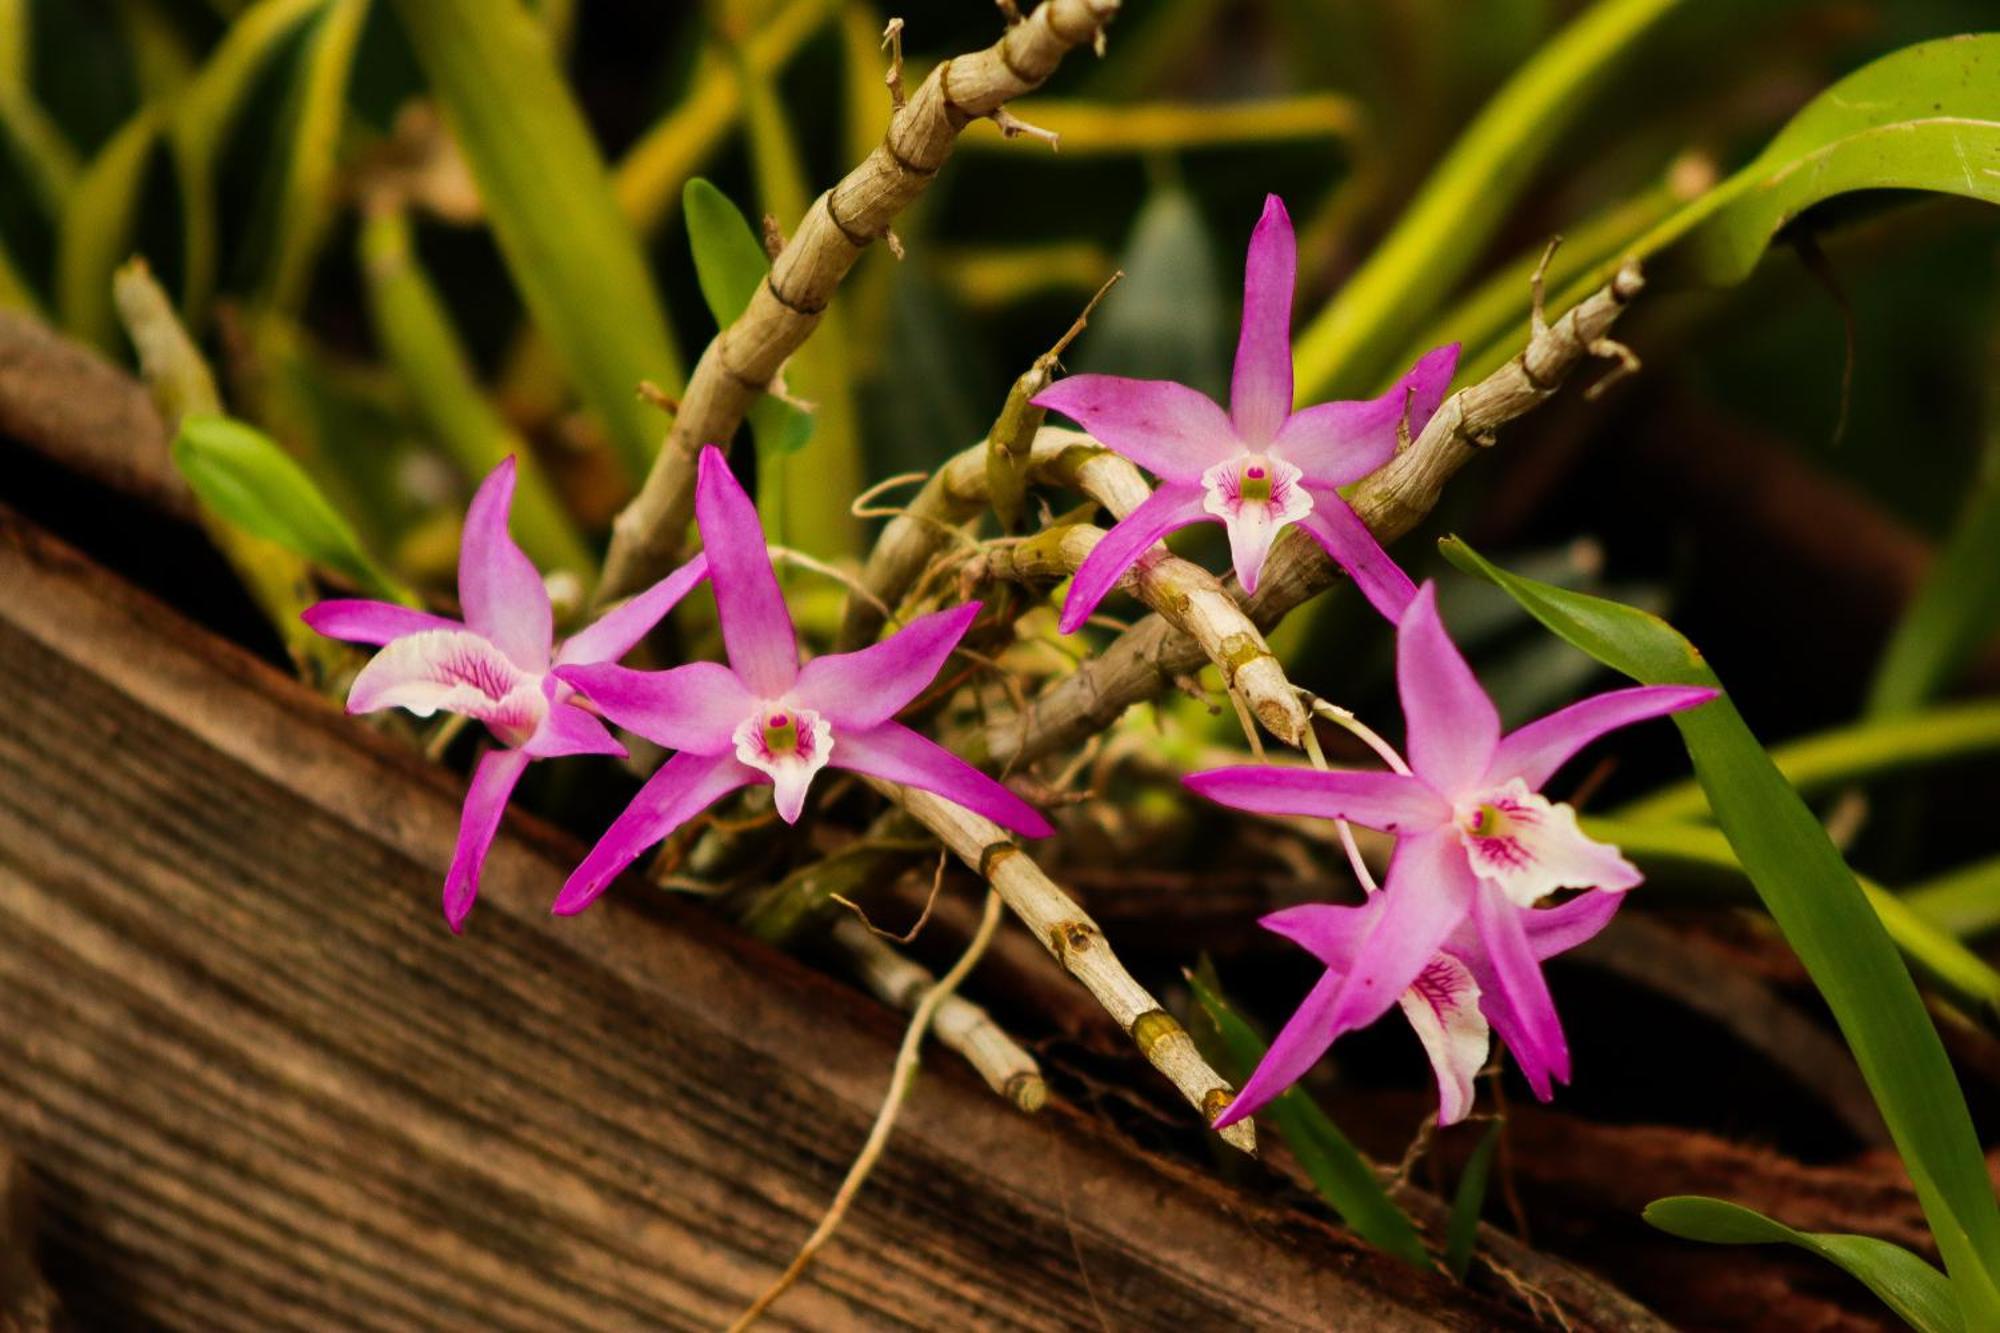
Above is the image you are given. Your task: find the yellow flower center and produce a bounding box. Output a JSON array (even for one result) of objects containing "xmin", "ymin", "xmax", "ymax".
[
  {"xmin": 1239, "ymin": 457, "xmax": 1274, "ymax": 505},
  {"xmin": 761, "ymin": 710, "xmax": 799, "ymax": 755}
]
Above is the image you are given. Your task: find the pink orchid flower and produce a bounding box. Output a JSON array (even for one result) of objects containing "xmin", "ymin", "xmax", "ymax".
[
  {"xmin": 1186, "ymin": 581, "xmax": 1715, "ymax": 1126},
  {"xmin": 1252, "ymin": 886, "xmax": 1622, "ymax": 1127},
  {"xmin": 1032, "ymin": 194, "xmax": 1459, "ymax": 631},
  {"xmin": 303, "ymin": 457, "xmax": 709, "ymax": 932},
  {"xmin": 550, "ymin": 446, "xmax": 1053, "ymax": 916}
]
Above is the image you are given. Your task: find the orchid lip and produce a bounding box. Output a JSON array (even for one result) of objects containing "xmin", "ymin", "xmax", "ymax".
[{"xmin": 733, "ymin": 703, "xmax": 834, "ymax": 823}]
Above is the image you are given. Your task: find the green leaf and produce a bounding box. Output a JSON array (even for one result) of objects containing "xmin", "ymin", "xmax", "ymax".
[
  {"xmin": 57, "ymin": 107, "xmax": 165, "ymax": 350},
  {"xmin": 1646, "ymin": 1197, "xmax": 1963, "ymax": 1333},
  {"xmin": 682, "ymin": 177, "xmax": 816, "ymax": 540},
  {"xmin": 1583, "ymin": 817, "xmax": 2000, "ymax": 1020},
  {"xmin": 684, "ymin": 177, "xmax": 771, "ymax": 327},
  {"xmin": 1186, "ymin": 971, "xmax": 1433, "ymax": 1270},
  {"xmin": 1079, "ymin": 183, "xmax": 1226, "ymax": 401},
  {"xmin": 173, "ymin": 413, "xmax": 412, "ymax": 604},
  {"xmin": 256, "ymin": 0, "xmax": 371, "ymax": 315},
  {"xmin": 1465, "ymin": 34, "xmax": 2000, "ymax": 381},
  {"xmin": 1445, "ymin": 1120, "xmax": 1502, "ymax": 1281},
  {"xmin": 168, "ymin": 0, "xmax": 330, "ymax": 327},
  {"xmin": 358, "ymin": 205, "xmax": 593, "ymax": 579},
  {"xmin": 1291, "ymin": 0, "xmax": 1682, "ymax": 398},
  {"xmin": 1618, "ymin": 700, "xmax": 2000, "ymax": 823},
  {"xmin": 1441, "ymin": 536, "xmax": 2000, "ymax": 1325},
  {"xmin": 1905, "ymin": 856, "xmax": 2000, "ymax": 943},
  {"xmin": 1868, "ymin": 334, "xmax": 2000, "ymax": 718},
  {"xmin": 390, "ymin": 0, "xmax": 682, "ymax": 483}
]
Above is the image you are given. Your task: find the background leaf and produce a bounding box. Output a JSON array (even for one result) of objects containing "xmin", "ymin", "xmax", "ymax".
[
  {"xmin": 389, "ymin": 0, "xmax": 682, "ymax": 482},
  {"xmin": 1645, "ymin": 1196, "xmax": 1964, "ymax": 1333},
  {"xmin": 1187, "ymin": 970, "xmax": 1433, "ymax": 1270},
  {"xmin": 173, "ymin": 412, "xmax": 411, "ymax": 604},
  {"xmin": 1445, "ymin": 1120, "xmax": 1502, "ymax": 1281}
]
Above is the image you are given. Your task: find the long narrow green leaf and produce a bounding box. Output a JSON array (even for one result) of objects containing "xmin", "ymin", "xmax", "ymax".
[
  {"xmin": 0, "ymin": 227, "xmax": 42, "ymax": 316},
  {"xmin": 1584, "ymin": 817, "xmax": 2000, "ymax": 1019},
  {"xmin": 731, "ymin": 39, "xmax": 862, "ymax": 557},
  {"xmin": 58, "ymin": 108, "xmax": 164, "ymax": 349},
  {"xmin": 258, "ymin": 0, "xmax": 371, "ymax": 314},
  {"xmin": 1466, "ymin": 34, "xmax": 2000, "ymax": 381},
  {"xmin": 1906, "ymin": 857, "xmax": 2000, "ymax": 943},
  {"xmin": 683, "ymin": 178, "xmax": 814, "ymax": 538},
  {"xmin": 0, "ymin": 0, "xmax": 81, "ymax": 219},
  {"xmin": 1646, "ymin": 1197, "xmax": 1963, "ymax": 1333},
  {"xmin": 390, "ymin": 0, "xmax": 682, "ymax": 483},
  {"xmin": 1442, "ymin": 536, "xmax": 2000, "ymax": 1324},
  {"xmin": 1618, "ymin": 700, "xmax": 2000, "ymax": 823},
  {"xmin": 173, "ymin": 413, "xmax": 411, "ymax": 604},
  {"xmin": 358, "ymin": 205, "xmax": 593, "ymax": 580},
  {"xmin": 168, "ymin": 0, "xmax": 329, "ymax": 327},
  {"xmin": 1868, "ymin": 331, "xmax": 2000, "ymax": 718},
  {"xmin": 1187, "ymin": 972, "xmax": 1433, "ymax": 1270},
  {"xmin": 1291, "ymin": 0, "xmax": 1682, "ymax": 399},
  {"xmin": 1445, "ymin": 1120, "xmax": 1502, "ymax": 1281}
]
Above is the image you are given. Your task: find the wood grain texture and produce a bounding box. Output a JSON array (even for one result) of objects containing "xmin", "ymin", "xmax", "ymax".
[{"xmin": 0, "ymin": 509, "xmax": 1514, "ymax": 1330}]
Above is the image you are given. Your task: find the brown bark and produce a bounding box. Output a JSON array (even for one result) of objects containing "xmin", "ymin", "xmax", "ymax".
[{"xmin": 0, "ymin": 311, "xmax": 190, "ymax": 521}]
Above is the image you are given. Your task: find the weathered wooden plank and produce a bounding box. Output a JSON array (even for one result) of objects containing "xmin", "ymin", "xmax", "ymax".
[{"xmin": 0, "ymin": 509, "xmax": 1515, "ymax": 1330}]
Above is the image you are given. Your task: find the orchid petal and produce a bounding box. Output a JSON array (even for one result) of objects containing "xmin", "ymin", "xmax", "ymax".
[
  {"xmin": 794, "ymin": 602, "xmax": 980, "ymax": 728},
  {"xmin": 555, "ymin": 554, "xmax": 710, "ymax": 667},
  {"xmin": 1398, "ymin": 582, "xmax": 1499, "ymax": 794},
  {"xmin": 458, "ymin": 458, "xmax": 553, "ymax": 669},
  {"xmin": 1459, "ymin": 780, "xmax": 1642, "ymax": 907},
  {"xmin": 1212, "ymin": 967, "xmax": 1344, "ymax": 1127},
  {"xmin": 1230, "ymin": 194, "xmax": 1295, "ymax": 446},
  {"xmin": 1184, "ymin": 765, "xmax": 1447, "ymax": 835},
  {"xmin": 302, "ymin": 599, "xmax": 461, "ymax": 645},
  {"xmin": 831, "ymin": 722, "xmax": 1053, "ymax": 838},
  {"xmin": 695, "ymin": 446, "xmax": 797, "ymax": 696},
  {"xmin": 1031, "ymin": 376, "xmax": 1239, "ymax": 482},
  {"xmin": 1468, "ymin": 882, "xmax": 1569, "ymax": 1097},
  {"xmin": 551, "ymin": 660, "xmax": 751, "ymax": 754},
  {"xmin": 441, "ymin": 747, "xmax": 530, "ymax": 933},
  {"xmin": 1524, "ymin": 888, "xmax": 1624, "ymax": 960},
  {"xmin": 1260, "ymin": 900, "xmax": 1378, "ymax": 971},
  {"xmin": 1320, "ymin": 832, "xmax": 1477, "ymax": 1034},
  {"xmin": 1398, "ymin": 953, "xmax": 1489, "ymax": 1126},
  {"xmin": 552, "ymin": 749, "xmax": 756, "ymax": 915},
  {"xmin": 1488, "ymin": 684, "xmax": 1719, "ymax": 789},
  {"xmin": 1058, "ymin": 482, "xmax": 1208, "ymax": 634},
  {"xmin": 1296, "ymin": 488, "xmax": 1418, "ymax": 621},
  {"xmin": 347, "ymin": 628, "xmax": 545, "ymax": 744},
  {"xmin": 1272, "ymin": 343, "xmax": 1460, "ymax": 481},
  {"xmin": 522, "ymin": 701, "xmax": 627, "ymax": 759}
]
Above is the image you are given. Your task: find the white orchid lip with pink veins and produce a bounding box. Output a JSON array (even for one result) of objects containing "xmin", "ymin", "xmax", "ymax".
[
  {"xmin": 1031, "ymin": 193, "xmax": 1461, "ymax": 632},
  {"xmin": 1186, "ymin": 582, "xmax": 1716, "ymax": 1127}
]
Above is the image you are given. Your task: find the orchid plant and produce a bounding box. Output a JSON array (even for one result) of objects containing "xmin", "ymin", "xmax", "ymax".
[
  {"xmin": 1188, "ymin": 583, "xmax": 1715, "ymax": 1125},
  {"xmin": 304, "ymin": 458, "xmax": 709, "ymax": 932},
  {"xmin": 1032, "ymin": 195, "xmax": 1459, "ymax": 629},
  {"xmin": 549, "ymin": 446, "xmax": 1053, "ymax": 915}
]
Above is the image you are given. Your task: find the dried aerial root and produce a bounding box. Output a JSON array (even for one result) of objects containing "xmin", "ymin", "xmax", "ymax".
[
  {"xmin": 827, "ymin": 913, "xmax": 1047, "ymax": 1113},
  {"xmin": 729, "ymin": 889, "xmax": 1009, "ymax": 1331}
]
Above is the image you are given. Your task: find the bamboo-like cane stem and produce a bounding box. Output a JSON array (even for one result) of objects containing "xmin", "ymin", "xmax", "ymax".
[
  {"xmin": 861, "ymin": 778, "xmax": 1257, "ymax": 1155},
  {"xmin": 990, "ymin": 260, "xmax": 1646, "ymax": 768},
  {"xmin": 597, "ymin": 0, "xmax": 1122, "ymax": 607},
  {"xmin": 827, "ymin": 915, "xmax": 1048, "ymax": 1113},
  {"xmin": 840, "ymin": 427, "xmax": 1306, "ymax": 744}
]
